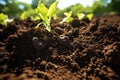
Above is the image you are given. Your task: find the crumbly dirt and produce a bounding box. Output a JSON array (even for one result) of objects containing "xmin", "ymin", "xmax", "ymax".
[{"xmin": 0, "ymin": 15, "xmax": 120, "ymax": 80}]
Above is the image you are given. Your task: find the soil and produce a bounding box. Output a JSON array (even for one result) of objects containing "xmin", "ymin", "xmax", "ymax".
[{"xmin": 0, "ymin": 15, "xmax": 120, "ymax": 80}]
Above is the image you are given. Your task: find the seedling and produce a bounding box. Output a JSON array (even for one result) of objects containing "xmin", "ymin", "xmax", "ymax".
[
  {"xmin": 60, "ymin": 11, "xmax": 73, "ymax": 23},
  {"xmin": 86, "ymin": 13, "xmax": 93, "ymax": 20},
  {"xmin": 32, "ymin": 16, "xmax": 41, "ymax": 21},
  {"xmin": 53, "ymin": 13, "xmax": 58, "ymax": 19},
  {"xmin": 35, "ymin": 0, "xmax": 59, "ymax": 32},
  {"xmin": 0, "ymin": 13, "xmax": 8, "ymax": 26},
  {"xmin": 77, "ymin": 13, "xmax": 93, "ymax": 20},
  {"xmin": 77, "ymin": 13, "xmax": 85, "ymax": 20},
  {"xmin": 20, "ymin": 11, "xmax": 27, "ymax": 20}
]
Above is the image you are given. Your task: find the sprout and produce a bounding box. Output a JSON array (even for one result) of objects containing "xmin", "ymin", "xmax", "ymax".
[
  {"xmin": 0, "ymin": 13, "xmax": 8, "ymax": 26},
  {"xmin": 77, "ymin": 13, "xmax": 85, "ymax": 20},
  {"xmin": 0, "ymin": 13, "xmax": 13, "ymax": 26},
  {"xmin": 60, "ymin": 11, "xmax": 73, "ymax": 23},
  {"xmin": 86, "ymin": 13, "xmax": 93, "ymax": 20},
  {"xmin": 35, "ymin": 0, "xmax": 59, "ymax": 32},
  {"xmin": 20, "ymin": 11, "xmax": 27, "ymax": 20},
  {"xmin": 77, "ymin": 13, "xmax": 93, "ymax": 20}
]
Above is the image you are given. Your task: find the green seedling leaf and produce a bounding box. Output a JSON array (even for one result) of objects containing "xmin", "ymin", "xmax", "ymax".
[
  {"xmin": 37, "ymin": 3, "xmax": 48, "ymax": 20},
  {"xmin": 20, "ymin": 11, "xmax": 27, "ymax": 20},
  {"xmin": 35, "ymin": 0, "xmax": 59, "ymax": 32},
  {"xmin": 32, "ymin": 16, "xmax": 41, "ymax": 21},
  {"xmin": 60, "ymin": 11, "xmax": 73, "ymax": 23},
  {"xmin": 77, "ymin": 13, "xmax": 85, "ymax": 20},
  {"xmin": 47, "ymin": 0, "xmax": 59, "ymax": 18},
  {"xmin": 53, "ymin": 13, "xmax": 58, "ymax": 19},
  {"xmin": 86, "ymin": 13, "xmax": 93, "ymax": 20},
  {"xmin": 0, "ymin": 13, "xmax": 8, "ymax": 26},
  {"xmin": 37, "ymin": 2, "xmax": 48, "ymax": 15}
]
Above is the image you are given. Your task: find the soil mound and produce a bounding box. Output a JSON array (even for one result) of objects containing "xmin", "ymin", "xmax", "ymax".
[{"xmin": 0, "ymin": 15, "xmax": 120, "ymax": 80}]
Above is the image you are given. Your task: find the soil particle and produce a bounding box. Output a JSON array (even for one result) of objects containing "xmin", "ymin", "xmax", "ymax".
[
  {"xmin": 71, "ymin": 18, "xmax": 80, "ymax": 28},
  {"xmin": 53, "ymin": 27, "xmax": 64, "ymax": 35}
]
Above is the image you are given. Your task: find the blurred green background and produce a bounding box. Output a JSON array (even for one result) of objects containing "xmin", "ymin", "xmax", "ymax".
[{"xmin": 0, "ymin": 0, "xmax": 120, "ymax": 18}]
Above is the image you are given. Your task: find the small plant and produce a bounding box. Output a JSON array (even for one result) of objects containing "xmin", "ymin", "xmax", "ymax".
[
  {"xmin": 20, "ymin": 9, "xmax": 40, "ymax": 21},
  {"xmin": 35, "ymin": 0, "xmax": 59, "ymax": 32},
  {"xmin": 20, "ymin": 11, "xmax": 27, "ymax": 20},
  {"xmin": 60, "ymin": 11, "xmax": 73, "ymax": 23},
  {"xmin": 0, "ymin": 13, "xmax": 13, "ymax": 26},
  {"xmin": 77, "ymin": 13, "xmax": 93, "ymax": 20},
  {"xmin": 77, "ymin": 13, "xmax": 85, "ymax": 20},
  {"xmin": 0, "ymin": 13, "xmax": 8, "ymax": 26},
  {"xmin": 86, "ymin": 13, "xmax": 93, "ymax": 20},
  {"xmin": 53, "ymin": 13, "xmax": 58, "ymax": 20}
]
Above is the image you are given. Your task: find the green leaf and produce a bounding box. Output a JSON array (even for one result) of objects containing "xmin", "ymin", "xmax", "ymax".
[
  {"xmin": 0, "ymin": 13, "xmax": 8, "ymax": 26},
  {"xmin": 60, "ymin": 11, "xmax": 73, "ymax": 23},
  {"xmin": 77, "ymin": 13, "xmax": 85, "ymax": 20},
  {"xmin": 33, "ymin": 16, "xmax": 40, "ymax": 21},
  {"xmin": 47, "ymin": 0, "xmax": 59, "ymax": 18},
  {"xmin": 37, "ymin": 2, "xmax": 48, "ymax": 17},
  {"xmin": 35, "ymin": 22, "xmax": 42, "ymax": 29},
  {"xmin": 53, "ymin": 13, "xmax": 58, "ymax": 19},
  {"xmin": 38, "ymin": 13, "xmax": 44, "ymax": 21},
  {"xmin": 64, "ymin": 11, "xmax": 72, "ymax": 18},
  {"xmin": 86, "ymin": 13, "xmax": 93, "ymax": 20},
  {"xmin": 20, "ymin": 11, "xmax": 27, "ymax": 20},
  {"xmin": 62, "ymin": 17, "xmax": 73, "ymax": 23}
]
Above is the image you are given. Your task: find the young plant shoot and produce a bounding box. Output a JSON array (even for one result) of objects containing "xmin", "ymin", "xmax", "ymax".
[
  {"xmin": 35, "ymin": 0, "xmax": 59, "ymax": 32},
  {"xmin": 20, "ymin": 11, "xmax": 27, "ymax": 20},
  {"xmin": 77, "ymin": 13, "xmax": 85, "ymax": 20},
  {"xmin": 86, "ymin": 13, "xmax": 93, "ymax": 20},
  {"xmin": 60, "ymin": 11, "xmax": 73, "ymax": 23},
  {"xmin": 77, "ymin": 13, "xmax": 93, "ymax": 20},
  {"xmin": 0, "ymin": 13, "xmax": 8, "ymax": 26}
]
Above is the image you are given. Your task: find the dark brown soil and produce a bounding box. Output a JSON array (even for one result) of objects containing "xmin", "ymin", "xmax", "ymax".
[{"xmin": 0, "ymin": 15, "xmax": 120, "ymax": 80}]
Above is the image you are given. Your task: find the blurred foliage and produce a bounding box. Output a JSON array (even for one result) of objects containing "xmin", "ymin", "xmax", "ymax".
[
  {"xmin": 108, "ymin": 0, "xmax": 120, "ymax": 12},
  {"xmin": 0, "ymin": 0, "xmax": 32, "ymax": 18},
  {"xmin": 32, "ymin": 0, "xmax": 55, "ymax": 8},
  {"xmin": 56, "ymin": 3, "xmax": 91, "ymax": 17},
  {"xmin": 0, "ymin": 0, "xmax": 120, "ymax": 18},
  {"xmin": 57, "ymin": 0, "xmax": 120, "ymax": 17},
  {"xmin": 0, "ymin": 13, "xmax": 8, "ymax": 26},
  {"xmin": 60, "ymin": 11, "xmax": 73, "ymax": 23},
  {"xmin": 91, "ymin": 0, "xmax": 120, "ymax": 15},
  {"xmin": 91, "ymin": 0, "xmax": 112, "ymax": 15}
]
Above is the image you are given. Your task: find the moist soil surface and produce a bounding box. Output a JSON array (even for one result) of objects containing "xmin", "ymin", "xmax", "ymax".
[{"xmin": 0, "ymin": 15, "xmax": 120, "ymax": 80}]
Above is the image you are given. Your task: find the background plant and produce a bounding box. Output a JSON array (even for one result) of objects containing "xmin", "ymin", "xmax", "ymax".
[
  {"xmin": 86, "ymin": 13, "xmax": 93, "ymax": 20},
  {"xmin": 0, "ymin": 13, "xmax": 8, "ymax": 26},
  {"xmin": 60, "ymin": 11, "xmax": 73, "ymax": 23},
  {"xmin": 77, "ymin": 13, "xmax": 85, "ymax": 20},
  {"xmin": 0, "ymin": 0, "xmax": 32, "ymax": 18},
  {"xmin": 0, "ymin": 0, "xmax": 120, "ymax": 18}
]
